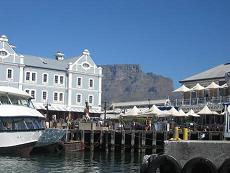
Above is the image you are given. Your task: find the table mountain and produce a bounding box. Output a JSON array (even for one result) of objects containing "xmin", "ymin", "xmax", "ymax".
[{"xmin": 101, "ymin": 64, "xmax": 173, "ymax": 105}]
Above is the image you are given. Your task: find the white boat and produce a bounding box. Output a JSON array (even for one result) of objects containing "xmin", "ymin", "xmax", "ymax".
[{"xmin": 0, "ymin": 86, "xmax": 45, "ymax": 156}]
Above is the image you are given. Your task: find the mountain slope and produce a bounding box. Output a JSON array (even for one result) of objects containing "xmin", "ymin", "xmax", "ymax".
[{"xmin": 101, "ymin": 64, "xmax": 173, "ymax": 104}]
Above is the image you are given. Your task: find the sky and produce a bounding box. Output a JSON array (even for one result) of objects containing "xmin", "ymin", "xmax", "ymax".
[{"xmin": 1, "ymin": 0, "xmax": 230, "ymax": 88}]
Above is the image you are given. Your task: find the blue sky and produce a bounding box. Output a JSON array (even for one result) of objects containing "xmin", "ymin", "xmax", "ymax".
[{"xmin": 1, "ymin": 0, "xmax": 230, "ymax": 87}]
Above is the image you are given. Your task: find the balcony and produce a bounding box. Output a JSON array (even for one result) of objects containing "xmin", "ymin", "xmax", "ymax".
[{"xmin": 172, "ymin": 96, "xmax": 230, "ymax": 112}]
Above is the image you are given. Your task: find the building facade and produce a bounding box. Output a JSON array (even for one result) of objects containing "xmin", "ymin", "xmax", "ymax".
[
  {"xmin": 0, "ymin": 35, "xmax": 102, "ymax": 116},
  {"xmin": 173, "ymin": 63, "xmax": 230, "ymax": 112}
]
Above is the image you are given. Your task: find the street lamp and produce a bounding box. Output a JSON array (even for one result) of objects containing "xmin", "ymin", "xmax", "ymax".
[
  {"xmin": 44, "ymin": 102, "xmax": 51, "ymax": 127},
  {"xmin": 104, "ymin": 101, "xmax": 107, "ymax": 122},
  {"xmin": 148, "ymin": 99, "xmax": 151, "ymax": 109}
]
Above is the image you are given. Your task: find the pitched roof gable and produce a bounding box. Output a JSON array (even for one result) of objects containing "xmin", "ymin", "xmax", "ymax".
[{"xmin": 180, "ymin": 63, "xmax": 230, "ymax": 82}]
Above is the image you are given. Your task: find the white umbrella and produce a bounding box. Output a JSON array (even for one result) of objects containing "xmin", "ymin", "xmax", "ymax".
[
  {"xmin": 178, "ymin": 109, "xmax": 188, "ymax": 117},
  {"xmin": 221, "ymin": 83, "xmax": 229, "ymax": 88},
  {"xmin": 173, "ymin": 84, "xmax": 190, "ymax": 92},
  {"xmin": 143, "ymin": 105, "xmax": 162, "ymax": 115},
  {"xmin": 205, "ymin": 82, "xmax": 221, "ymax": 89},
  {"xmin": 123, "ymin": 106, "xmax": 140, "ymax": 116},
  {"xmin": 191, "ymin": 83, "xmax": 205, "ymax": 91},
  {"xmin": 168, "ymin": 107, "xmax": 180, "ymax": 117},
  {"xmin": 197, "ymin": 105, "xmax": 219, "ymax": 115},
  {"xmin": 186, "ymin": 109, "xmax": 200, "ymax": 117}
]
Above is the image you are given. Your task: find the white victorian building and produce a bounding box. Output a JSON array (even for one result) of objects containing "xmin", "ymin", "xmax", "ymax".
[{"xmin": 0, "ymin": 35, "xmax": 102, "ymax": 118}]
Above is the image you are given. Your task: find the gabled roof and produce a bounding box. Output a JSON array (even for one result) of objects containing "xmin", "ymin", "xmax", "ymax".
[
  {"xmin": 180, "ymin": 63, "xmax": 230, "ymax": 83},
  {"xmin": 23, "ymin": 54, "xmax": 81, "ymax": 71}
]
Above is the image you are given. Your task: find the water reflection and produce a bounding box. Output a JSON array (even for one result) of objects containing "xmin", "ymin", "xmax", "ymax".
[{"xmin": 0, "ymin": 151, "xmax": 144, "ymax": 173}]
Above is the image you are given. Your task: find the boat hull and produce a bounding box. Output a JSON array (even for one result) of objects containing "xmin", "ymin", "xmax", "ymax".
[{"xmin": 0, "ymin": 130, "xmax": 43, "ymax": 156}]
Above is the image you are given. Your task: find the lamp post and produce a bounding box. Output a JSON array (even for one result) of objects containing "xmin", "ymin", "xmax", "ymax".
[
  {"xmin": 104, "ymin": 101, "xmax": 107, "ymax": 124},
  {"xmin": 148, "ymin": 99, "xmax": 151, "ymax": 109},
  {"xmin": 84, "ymin": 100, "xmax": 89, "ymax": 121},
  {"xmin": 45, "ymin": 102, "xmax": 51, "ymax": 128}
]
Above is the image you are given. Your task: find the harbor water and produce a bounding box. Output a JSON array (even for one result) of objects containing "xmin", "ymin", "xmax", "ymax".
[{"xmin": 0, "ymin": 151, "xmax": 144, "ymax": 173}]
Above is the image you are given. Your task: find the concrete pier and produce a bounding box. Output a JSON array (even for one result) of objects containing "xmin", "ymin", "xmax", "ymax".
[{"xmin": 164, "ymin": 140, "xmax": 230, "ymax": 168}]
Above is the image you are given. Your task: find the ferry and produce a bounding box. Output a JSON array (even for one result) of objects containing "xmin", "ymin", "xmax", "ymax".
[{"xmin": 0, "ymin": 86, "xmax": 45, "ymax": 156}]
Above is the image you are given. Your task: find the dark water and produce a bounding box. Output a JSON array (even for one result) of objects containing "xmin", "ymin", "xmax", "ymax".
[{"xmin": 0, "ymin": 151, "xmax": 143, "ymax": 173}]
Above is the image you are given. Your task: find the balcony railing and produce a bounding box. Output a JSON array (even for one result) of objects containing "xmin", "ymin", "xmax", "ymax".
[{"xmin": 172, "ymin": 96, "xmax": 230, "ymax": 107}]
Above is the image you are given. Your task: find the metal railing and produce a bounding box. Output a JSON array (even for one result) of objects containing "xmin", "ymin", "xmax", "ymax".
[{"xmin": 172, "ymin": 96, "xmax": 230, "ymax": 107}]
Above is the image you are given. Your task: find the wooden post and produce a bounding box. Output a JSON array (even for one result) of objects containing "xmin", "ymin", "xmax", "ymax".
[
  {"xmin": 209, "ymin": 132, "xmax": 212, "ymax": 140},
  {"xmin": 164, "ymin": 131, "xmax": 168, "ymax": 141},
  {"xmin": 100, "ymin": 130, "xmax": 103, "ymax": 149},
  {"xmin": 152, "ymin": 131, "xmax": 156, "ymax": 154},
  {"xmin": 121, "ymin": 130, "xmax": 125, "ymax": 150},
  {"xmin": 81, "ymin": 130, "xmax": 85, "ymax": 150},
  {"xmin": 138, "ymin": 131, "xmax": 141, "ymax": 153},
  {"xmin": 105, "ymin": 131, "xmax": 109, "ymax": 152},
  {"xmin": 111, "ymin": 130, "xmax": 115, "ymax": 151},
  {"xmin": 142, "ymin": 131, "xmax": 146, "ymax": 153},
  {"xmin": 131, "ymin": 130, "xmax": 135, "ymax": 152},
  {"xmin": 90, "ymin": 130, "xmax": 94, "ymax": 151}
]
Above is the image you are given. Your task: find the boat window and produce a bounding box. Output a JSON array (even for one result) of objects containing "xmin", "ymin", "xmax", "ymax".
[
  {"xmin": 0, "ymin": 117, "xmax": 45, "ymax": 131},
  {"xmin": 13, "ymin": 119, "xmax": 27, "ymax": 130},
  {"xmin": 1, "ymin": 119, "xmax": 13, "ymax": 130},
  {"xmin": 0, "ymin": 120, "xmax": 4, "ymax": 130},
  {"xmin": 24, "ymin": 119, "xmax": 35, "ymax": 130},
  {"xmin": 0, "ymin": 95, "xmax": 10, "ymax": 104}
]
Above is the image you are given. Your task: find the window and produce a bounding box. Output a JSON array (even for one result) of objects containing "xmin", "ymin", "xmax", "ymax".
[
  {"xmin": 53, "ymin": 92, "xmax": 58, "ymax": 101},
  {"xmin": 31, "ymin": 90, "xmax": 35, "ymax": 99},
  {"xmin": 54, "ymin": 75, "xmax": 58, "ymax": 84},
  {"xmin": 77, "ymin": 77, "xmax": 82, "ymax": 87},
  {"xmin": 60, "ymin": 76, "xmax": 64, "ymax": 84},
  {"xmin": 42, "ymin": 73, "xmax": 48, "ymax": 83},
  {"xmin": 54, "ymin": 75, "xmax": 64, "ymax": 85},
  {"xmin": 76, "ymin": 94, "xmax": 81, "ymax": 103},
  {"xmin": 89, "ymin": 79, "xmax": 94, "ymax": 88},
  {"xmin": 7, "ymin": 69, "xmax": 13, "ymax": 79},
  {"xmin": 25, "ymin": 71, "xmax": 37, "ymax": 83},
  {"xmin": 59, "ymin": 93, "xmax": 63, "ymax": 102},
  {"xmin": 0, "ymin": 50, "xmax": 8, "ymax": 57},
  {"xmin": 31, "ymin": 72, "xmax": 36, "ymax": 82},
  {"xmin": 53, "ymin": 92, "xmax": 64, "ymax": 102},
  {"xmin": 89, "ymin": 95, "xmax": 93, "ymax": 104},
  {"xmin": 42, "ymin": 91, "xmax": 47, "ymax": 100},
  {"xmin": 26, "ymin": 72, "xmax": 30, "ymax": 81},
  {"xmin": 24, "ymin": 89, "xmax": 36, "ymax": 100}
]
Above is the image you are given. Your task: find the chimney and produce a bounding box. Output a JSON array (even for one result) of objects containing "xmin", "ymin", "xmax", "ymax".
[
  {"xmin": 55, "ymin": 51, "xmax": 64, "ymax": 61},
  {"xmin": 0, "ymin": 35, "xmax": 8, "ymax": 42}
]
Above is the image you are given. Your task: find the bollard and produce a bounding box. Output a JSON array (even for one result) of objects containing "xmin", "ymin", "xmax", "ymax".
[
  {"xmin": 183, "ymin": 128, "xmax": 188, "ymax": 140},
  {"xmin": 170, "ymin": 127, "xmax": 181, "ymax": 141}
]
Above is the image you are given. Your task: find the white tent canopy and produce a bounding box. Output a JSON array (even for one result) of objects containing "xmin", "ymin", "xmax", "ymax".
[
  {"xmin": 197, "ymin": 105, "xmax": 218, "ymax": 115},
  {"xmin": 142, "ymin": 105, "xmax": 162, "ymax": 116},
  {"xmin": 186, "ymin": 109, "xmax": 200, "ymax": 117},
  {"xmin": 123, "ymin": 106, "xmax": 141, "ymax": 116},
  {"xmin": 191, "ymin": 83, "xmax": 205, "ymax": 91},
  {"xmin": 205, "ymin": 82, "xmax": 221, "ymax": 89},
  {"xmin": 173, "ymin": 84, "xmax": 190, "ymax": 93},
  {"xmin": 178, "ymin": 109, "xmax": 188, "ymax": 117},
  {"xmin": 221, "ymin": 83, "xmax": 229, "ymax": 88},
  {"xmin": 168, "ymin": 107, "xmax": 180, "ymax": 117}
]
